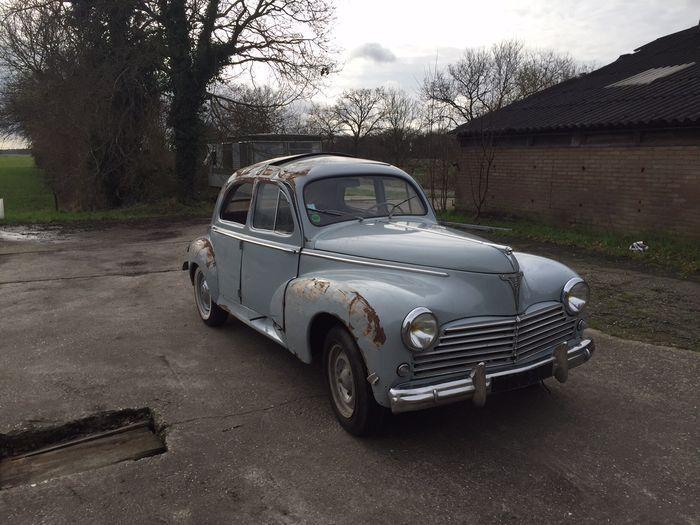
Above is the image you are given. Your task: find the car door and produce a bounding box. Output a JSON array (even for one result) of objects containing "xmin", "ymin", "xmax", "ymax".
[
  {"xmin": 240, "ymin": 181, "xmax": 301, "ymax": 326},
  {"xmin": 211, "ymin": 180, "xmax": 254, "ymax": 303}
]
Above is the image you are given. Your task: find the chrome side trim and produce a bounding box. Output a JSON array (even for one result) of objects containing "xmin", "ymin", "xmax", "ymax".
[
  {"xmin": 302, "ymin": 249, "xmax": 449, "ymax": 277},
  {"xmin": 389, "ymin": 338, "xmax": 595, "ymax": 414},
  {"xmin": 211, "ymin": 224, "xmax": 299, "ymax": 254}
]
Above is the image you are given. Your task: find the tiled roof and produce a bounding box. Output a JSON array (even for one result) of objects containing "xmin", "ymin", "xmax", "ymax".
[{"xmin": 455, "ymin": 24, "xmax": 700, "ymax": 136}]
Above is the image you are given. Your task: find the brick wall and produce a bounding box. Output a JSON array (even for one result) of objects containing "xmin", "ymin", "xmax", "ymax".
[{"xmin": 456, "ymin": 143, "xmax": 700, "ymax": 237}]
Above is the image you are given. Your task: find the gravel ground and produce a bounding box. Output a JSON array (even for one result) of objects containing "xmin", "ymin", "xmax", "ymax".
[
  {"xmin": 0, "ymin": 219, "xmax": 698, "ymax": 524},
  {"xmin": 498, "ymin": 236, "xmax": 700, "ymax": 351}
]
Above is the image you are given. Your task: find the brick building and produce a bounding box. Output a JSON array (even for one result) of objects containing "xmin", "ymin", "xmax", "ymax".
[{"xmin": 454, "ymin": 25, "xmax": 700, "ymax": 238}]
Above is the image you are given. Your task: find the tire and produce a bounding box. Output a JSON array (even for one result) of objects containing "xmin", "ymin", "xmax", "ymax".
[
  {"xmin": 193, "ymin": 266, "xmax": 228, "ymax": 327},
  {"xmin": 323, "ymin": 325, "xmax": 385, "ymax": 436}
]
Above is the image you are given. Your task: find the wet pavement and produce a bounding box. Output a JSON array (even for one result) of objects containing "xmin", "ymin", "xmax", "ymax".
[{"xmin": 0, "ymin": 220, "xmax": 698, "ymax": 524}]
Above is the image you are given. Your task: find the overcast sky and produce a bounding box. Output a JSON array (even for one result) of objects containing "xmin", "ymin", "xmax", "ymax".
[
  {"xmin": 2, "ymin": 0, "xmax": 698, "ymax": 147},
  {"xmin": 319, "ymin": 0, "xmax": 698, "ymax": 100}
]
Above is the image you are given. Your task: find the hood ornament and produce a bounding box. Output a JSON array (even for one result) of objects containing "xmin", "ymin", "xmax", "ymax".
[{"xmin": 500, "ymin": 272, "xmax": 524, "ymax": 312}]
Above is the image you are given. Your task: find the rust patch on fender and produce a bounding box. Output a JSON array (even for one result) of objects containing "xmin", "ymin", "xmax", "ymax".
[
  {"xmin": 287, "ymin": 280, "xmax": 385, "ymax": 348},
  {"xmin": 288, "ymin": 278, "xmax": 331, "ymax": 301},
  {"xmin": 192, "ymin": 238, "xmax": 215, "ymax": 268},
  {"xmin": 348, "ymin": 292, "xmax": 386, "ymax": 348}
]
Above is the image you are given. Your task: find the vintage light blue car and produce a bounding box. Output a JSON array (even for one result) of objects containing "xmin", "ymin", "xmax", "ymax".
[{"xmin": 183, "ymin": 153, "xmax": 594, "ymax": 435}]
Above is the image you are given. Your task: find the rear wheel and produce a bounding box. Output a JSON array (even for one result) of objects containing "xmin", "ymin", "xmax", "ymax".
[
  {"xmin": 193, "ymin": 267, "xmax": 228, "ymax": 327},
  {"xmin": 323, "ymin": 325, "xmax": 385, "ymax": 436}
]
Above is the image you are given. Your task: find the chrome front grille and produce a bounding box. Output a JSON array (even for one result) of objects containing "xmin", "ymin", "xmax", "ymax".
[{"xmin": 412, "ymin": 304, "xmax": 576, "ymax": 380}]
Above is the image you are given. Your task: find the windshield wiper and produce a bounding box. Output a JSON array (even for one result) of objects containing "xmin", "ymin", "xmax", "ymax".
[
  {"xmin": 388, "ymin": 195, "xmax": 419, "ymax": 220},
  {"xmin": 306, "ymin": 206, "xmax": 344, "ymax": 216},
  {"xmin": 306, "ymin": 206, "xmax": 366, "ymax": 222}
]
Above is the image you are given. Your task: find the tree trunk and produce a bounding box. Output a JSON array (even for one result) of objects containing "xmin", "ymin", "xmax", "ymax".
[
  {"xmin": 173, "ymin": 124, "xmax": 200, "ymax": 202},
  {"xmin": 170, "ymin": 89, "xmax": 203, "ymax": 203}
]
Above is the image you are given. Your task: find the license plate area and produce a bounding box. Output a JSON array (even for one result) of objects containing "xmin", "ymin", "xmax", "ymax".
[{"xmin": 491, "ymin": 363, "xmax": 553, "ymax": 393}]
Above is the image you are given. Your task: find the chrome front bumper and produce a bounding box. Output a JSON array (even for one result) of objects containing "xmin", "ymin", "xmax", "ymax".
[{"xmin": 388, "ymin": 338, "xmax": 595, "ymax": 414}]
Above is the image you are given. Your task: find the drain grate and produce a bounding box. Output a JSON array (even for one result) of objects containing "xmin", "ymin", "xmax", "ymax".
[{"xmin": 0, "ymin": 408, "xmax": 166, "ymax": 490}]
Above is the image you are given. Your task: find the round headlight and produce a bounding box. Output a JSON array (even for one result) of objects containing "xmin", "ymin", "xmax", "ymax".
[
  {"xmin": 402, "ymin": 307, "xmax": 438, "ymax": 352},
  {"xmin": 562, "ymin": 278, "xmax": 589, "ymax": 315}
]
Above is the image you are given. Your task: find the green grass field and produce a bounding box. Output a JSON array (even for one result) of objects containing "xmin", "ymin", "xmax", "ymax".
[
  {"xmin": 0, "ymin": 155, "xmax": 55, "ymax": 221},
  {"xmin": 440, "ymin": 210, "xmax": 699, "ymax": 278},
  {"xmin": 0, "ymin": 155, "xmax": 213, "ymax": 224},
  {"xmin": 1, "ymin": 155, "xmax": 696, "ymax": 278}
]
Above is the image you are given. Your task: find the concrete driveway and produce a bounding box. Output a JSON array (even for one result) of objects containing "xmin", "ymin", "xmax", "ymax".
[{"xmin": 0, "ymin": 220, "xmax": 697, "ymax": 524}]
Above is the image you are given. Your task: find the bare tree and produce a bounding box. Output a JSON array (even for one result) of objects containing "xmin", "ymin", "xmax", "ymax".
[
  {"xmin": 420, "ymin": 94, "xmax": 457, "ymax": 213},
  {"xmin": 306, "ymin": 102, "xmax": 342, "ymax": 147},
  {"xmin": 207, "ymin": 84, "xmax": 302, "ymax": 138},
  {"xmin": 334, "ymin": 88, "xmax": 385, "ymax": 154},
  {"xmin": 422, "ymin": 40, "xmax": 588, "ymax": 218},
  {"xmin": 516, "ymin": 49, "xmax": 592, "ymax": 97},
  {"xmin": 380, "ymin": 88, "xmax": 420, "ymax": 166},
  {"xmin": 422, "ymin": 40, "xmax": 534, "ymax": 125}
]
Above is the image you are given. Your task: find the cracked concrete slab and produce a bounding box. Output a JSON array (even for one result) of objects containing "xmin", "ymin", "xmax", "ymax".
[{"xmin": 0, "ymin": 220, "xmax": 698, "ymax": 524}]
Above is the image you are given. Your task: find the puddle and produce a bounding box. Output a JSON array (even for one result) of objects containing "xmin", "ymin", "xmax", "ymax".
[
  {"xmin": 0, "ymin": 408, "xmax": 166, "ymax": 490},
  {"xmin": 0, "ymin": 225, "xmax": 76, "ymax": 244}
]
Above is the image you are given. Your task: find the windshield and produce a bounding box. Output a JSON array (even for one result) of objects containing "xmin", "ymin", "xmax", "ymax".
[{"xmin": 303, "ymin": 175, "xmax": 428, "ymax": 226}]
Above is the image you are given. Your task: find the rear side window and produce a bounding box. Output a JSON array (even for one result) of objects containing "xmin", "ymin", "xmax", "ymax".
[
  {"xmin": 220, "ymin": 182, "xmax": 253, "ymax": 224},
  {"xmin": 253, "ymin": 183, "xmax": 278, "ymax": 230},
  {"xmin": 275, "ymin": 193, "xmax": 294, "ymax": 234},
  {"xmin": 253, "ymin": 183, "xmax": 295, "ymax": 235}
]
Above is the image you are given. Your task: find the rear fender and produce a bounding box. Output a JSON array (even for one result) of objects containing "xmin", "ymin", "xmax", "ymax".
[{"xmin": 186, "ymin": 235, "xmax": 221, "ymax": 303}]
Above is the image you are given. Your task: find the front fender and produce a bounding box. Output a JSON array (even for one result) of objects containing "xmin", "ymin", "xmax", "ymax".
[
  {"xmin": 516, "ymin": 252, "xmax": 580, "ymax": 306},
  {"xmin": 185, "ymin": 235, "xmax": 221, "ymax": 303},
  {"xmin": 284, "ymin": 270, "xmax": 439, "ymax": 407}
]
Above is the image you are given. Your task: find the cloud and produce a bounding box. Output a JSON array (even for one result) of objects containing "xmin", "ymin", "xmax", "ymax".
[
  {"xmin": 315, "ymin": 47, "xmax": 463, "ymax": 102},
  {"xmin": 349, "ymin": 43, "xmax": 397, "ymax": 63},
  {"xmin": 319, "ymin": 0, "xmax": 698, "ymax": 102}
]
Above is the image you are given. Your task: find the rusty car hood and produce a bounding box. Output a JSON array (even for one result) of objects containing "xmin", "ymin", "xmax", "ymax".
[{"xmin": 309, "ymin": 220, "xmax": 518, "ymax": 274}]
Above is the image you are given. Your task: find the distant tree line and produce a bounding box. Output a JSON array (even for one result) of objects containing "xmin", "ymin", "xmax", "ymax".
[
  {"xmin": 300, "ymin": 41, "xmax": 590, "ymax": 213},
  {"xmin": 0, "ymin": 1, "xmax": 588, "ymax": 214},
  {"xmin": 0, "ymin": 0, "xmax": 333, "ymax": 210}
]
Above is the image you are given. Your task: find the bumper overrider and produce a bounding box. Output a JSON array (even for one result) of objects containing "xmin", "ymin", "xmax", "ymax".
[{"xmin": 389, "ymin": 338, "xmax": 595, "ymax": 414}]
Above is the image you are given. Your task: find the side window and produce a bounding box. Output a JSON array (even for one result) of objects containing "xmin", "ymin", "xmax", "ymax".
[
  {"xmin": 275, "ymin": 193, "xmax": 294, "ymax": 234},
  {"xmin": 220, "ymin": 182, "xmax": 253, "ymax": 224},
  {"xmin": 253, "ymin": 183, "xmax": 278, "ymax": 230},
  {"xmin": 253, "ymin": 183, "xmax": 295, "ymax": 235}
]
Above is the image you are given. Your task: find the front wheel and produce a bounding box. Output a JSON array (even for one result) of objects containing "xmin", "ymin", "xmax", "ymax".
[
  {"xmin": 323, "ymin": 325, "xmax": 385, "ymax": 436},
  {"xmin": 193, "ymin": 266, "xmax": 228, "ymax": 327}
]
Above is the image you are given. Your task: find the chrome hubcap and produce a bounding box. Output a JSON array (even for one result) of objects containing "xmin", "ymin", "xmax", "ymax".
[
  {"xmin": 195, "ymin": 271, "xmax": 211, "ymax": 318},
  {"xmin": 328, "ymin": 344, "xmax": 355, "ymax": 419}
]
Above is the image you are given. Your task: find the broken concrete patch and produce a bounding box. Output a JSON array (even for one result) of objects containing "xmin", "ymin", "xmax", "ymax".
[{"xmin": 0, "ymin": 408, "xmax": 166, "ymax": 490}]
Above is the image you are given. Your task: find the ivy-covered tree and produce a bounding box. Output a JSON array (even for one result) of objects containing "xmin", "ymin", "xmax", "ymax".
[{"xmin": 142, "ymin": 0, "xmax": 334, "ymax": 200}]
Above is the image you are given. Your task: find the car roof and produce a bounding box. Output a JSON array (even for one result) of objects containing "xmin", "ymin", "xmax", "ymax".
[{"xmin": 228, "ymin": 153, "xmax": 408, "ymax": 186}]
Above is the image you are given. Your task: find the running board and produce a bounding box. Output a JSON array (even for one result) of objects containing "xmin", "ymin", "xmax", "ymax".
[
  {"xmin": 220, "ymin": 300, "xmax": 288, "ymax": 348},
  {"xmin": 249, "ymin": 317, "xmax": 287, "ymax": 347}
]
